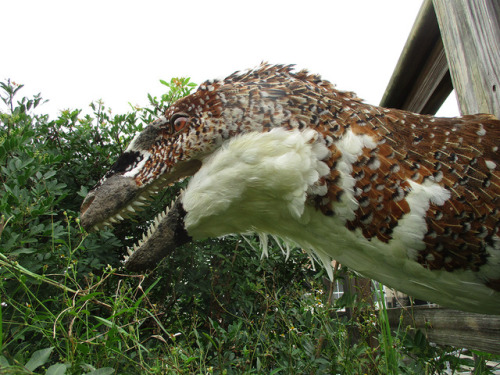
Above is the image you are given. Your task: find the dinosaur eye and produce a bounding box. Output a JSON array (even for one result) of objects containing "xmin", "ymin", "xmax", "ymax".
[{"xmin": 170, "ymin": 113, "xmax": 189, "ymax": 133}]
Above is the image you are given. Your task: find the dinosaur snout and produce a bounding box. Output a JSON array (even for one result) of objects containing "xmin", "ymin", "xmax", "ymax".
[{"xmin": 79, "ymin": 175, "xmax": 142, "ymax": 231}]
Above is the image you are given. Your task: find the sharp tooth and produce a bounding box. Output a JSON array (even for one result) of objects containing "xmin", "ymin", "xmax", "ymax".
[
  {"xmin": 134, "ymin": 201, "xmax": 144, "ymax": 207},
  {"xmin": 148, "ymin": 227, "xmax": 153, "ymax": 237},
  {"xmin": 123, "ymin": 255, "xmax": 129, "ymax": 261},
  {"xmin": 116, "ymin": 214, "xmax": 124, "ymax": 221},
  {"xmin": 109, "ymin": 217, "xmax": 118, "ymax": 223},
  {"xmin": 127, "ymin": 247, "xmax": 133, "ymax": 256},
  {"xmin": 139, "ymin": 195, "xmax": 148, "ymax": 201},
  {"xmin": 142, "ymin": 233, "xmax": 147, "ymax": 241},
  {"xmin": 127, "ymin": 206, "xmax": 135, "ymax": 213},
  {"xmin": 93, "ymin": 225, "xmax": 100, "ymax": 231},
  {"xmin": 133, "ymin": 244, "xmax": 139, "ymax": 251},
  {"xmin": 154, "ymin": 217, "xmax": 160, "ymax": 226}
]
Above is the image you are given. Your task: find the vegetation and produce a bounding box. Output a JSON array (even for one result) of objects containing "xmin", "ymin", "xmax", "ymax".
[{"xmin": 0, "ymin": 78, "xmax": 498, "ymax": 374}]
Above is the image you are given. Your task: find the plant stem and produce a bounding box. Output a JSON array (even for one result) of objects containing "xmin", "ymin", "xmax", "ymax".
[
  {"xmin": 375, "ymin": 282, "xmax": 398, "ymax": 374},
  {"xmin": 314, "ymin": 262, "xmax": 340, "ymax": 360},
  {"xmin": 0, "ymin": 252, "xmax": 78, "ymax": 294}
]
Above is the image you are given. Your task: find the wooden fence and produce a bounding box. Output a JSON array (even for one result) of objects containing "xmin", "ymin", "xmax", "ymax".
[{"xmin": 386, "ymin": 306, "xmax": 500, "ymax": 355}]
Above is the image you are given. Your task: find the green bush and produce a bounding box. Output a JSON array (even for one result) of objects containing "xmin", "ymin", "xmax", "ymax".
[{"xmin": 0, "ymin": 78, "xmax": 497, "ymax": 374}]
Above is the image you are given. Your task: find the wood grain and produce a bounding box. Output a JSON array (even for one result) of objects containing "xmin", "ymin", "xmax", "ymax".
[
  {"xmin": 433, "ymin": 0, "xmax": 500, "ymax": 117},
  {"xmin": 387, "ymin": 306, "xmax": 500, "ymax": 354},
  {"xmin": 380, "ymin": 0, "xmax": 453, "ymax": 114}
]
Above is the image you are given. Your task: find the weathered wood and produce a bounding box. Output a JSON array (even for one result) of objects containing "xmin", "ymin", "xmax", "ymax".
[
  {"xmin": 386, "ymin": 306, "xmax": 500, "ymax": 355},
  {"xmin": 401, "ymin": 38, "xmax": 453, "ymax": 114},
  {"xmin": 433, "ymin": 0, "xmax": 500, "ymax": 117},
  {"xmin": 380, "ymin": 0, "xmax": 453, "ymax": 114}
]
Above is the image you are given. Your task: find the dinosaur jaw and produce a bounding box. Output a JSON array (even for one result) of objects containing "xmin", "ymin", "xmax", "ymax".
[
  {"xmin": 80, "ymin": 159, "xmax": 202, "ymax": 230},
  {"xmin": 122, "ymin": 197, "xmax": 191, "ymax": 271},
  {"xmin": 80, "ymin": 180, "xmax": 191, "ymax": 271},
  {"xmin": 80, "ymin": 174, "xmax": 145, "ymax": 231},
  {"xmin": 80, "ymin": 176, "xmax": 193, "ymax": 272}
]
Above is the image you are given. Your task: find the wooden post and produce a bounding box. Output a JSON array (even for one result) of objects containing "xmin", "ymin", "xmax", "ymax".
[{"xmin": 433, "ymin": 0, "xmax": 500, "ymax": 117}]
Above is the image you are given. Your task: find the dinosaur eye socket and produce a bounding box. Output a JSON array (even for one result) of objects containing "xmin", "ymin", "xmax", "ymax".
[{"xmin": 170, "ymin": 113, "xmax": 189, "ymax": 133}]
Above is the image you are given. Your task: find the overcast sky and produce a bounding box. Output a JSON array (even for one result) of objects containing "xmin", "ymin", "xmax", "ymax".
[{"xmin": 2, "ymin": 0, "xmax": 459, "ymax": 119}]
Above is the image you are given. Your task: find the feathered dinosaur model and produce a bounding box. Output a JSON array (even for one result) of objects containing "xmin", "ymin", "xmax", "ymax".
[{"xmin": 80, "ymin": 64, "xmax": 500, "ymax": 315}]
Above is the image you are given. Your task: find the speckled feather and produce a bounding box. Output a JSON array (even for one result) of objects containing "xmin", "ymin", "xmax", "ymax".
[{"xmin": 132, "ymin": 64, "xmax": 500, "ymax": 291}]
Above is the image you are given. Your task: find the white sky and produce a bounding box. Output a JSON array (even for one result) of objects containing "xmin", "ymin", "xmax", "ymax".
[{"xmin": 2, "ymin": 0, "xmax": 459, "ymax": 119}]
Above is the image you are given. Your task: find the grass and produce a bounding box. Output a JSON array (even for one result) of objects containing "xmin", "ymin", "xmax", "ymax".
[
  {"xmin": 2, "ymin": 239, "xmax": 499, "ymax": 374},
  {"xmin": 375, "ymin": 281, "xmax": 399, "ymax": 374}
]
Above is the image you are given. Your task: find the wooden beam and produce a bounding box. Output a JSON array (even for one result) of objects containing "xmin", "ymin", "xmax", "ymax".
[
  {"xmin": 386, "ymin": 306, "xmax": 500, "ymax": 355},
  {"xmin": 380, "ymin": 0, "xmax": 453, "ymax": 114},
  {"xmin": 401, "ymin": 38, "xmax": 453, "ymax": 114},
  {"xmin": 433, "ymin": 0, "xmax": 500, "ymax": 117}
]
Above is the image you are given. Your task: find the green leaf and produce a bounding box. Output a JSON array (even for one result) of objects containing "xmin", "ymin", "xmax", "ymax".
[
  {"xmin": 24, "ymin": 346, "xmax": 54, "ymax": 372},
  {"xmin": 132, "ymin": 277, "xmax": 161, "ymax": 308},
  {"xmin": 94, "ymin": 316, "xmax": 128, "ymax": 335},
  {"xmin": 43, "ymin": 170, "xmax": 57, "ymax": 179},
  {"xmin": 46, "ymin": 363, "xmax": 69, "ymax": 375},
  {"xmin": 202, "ymin": 332, "xmax": 218, "ymax": 350},
  {"xmin": 77, "ymin": 185, "xmax": 89, "ymax": 198},
  {"xmin": 0, "ymin": 355, "xmax": 10, "ymax": 367},
  {"xmin": 269, "ymin": 368, "xmax": 285, "ymax": 375},
  {"xmin": 86, "ymin": 368, "xmax": 115, "ymax": 375}
]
